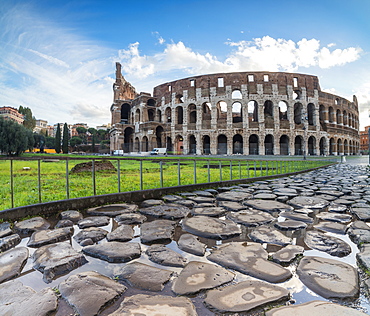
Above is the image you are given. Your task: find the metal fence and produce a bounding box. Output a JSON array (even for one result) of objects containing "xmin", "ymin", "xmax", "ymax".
[{"xmin": 0, "ymin": 156, "xmax": 335, "ymax": 210}]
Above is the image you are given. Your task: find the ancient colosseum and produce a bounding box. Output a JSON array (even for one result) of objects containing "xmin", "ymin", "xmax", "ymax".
[{"xmin": 110, "ymin": 62, "xmax": 359, "ymax": 156}]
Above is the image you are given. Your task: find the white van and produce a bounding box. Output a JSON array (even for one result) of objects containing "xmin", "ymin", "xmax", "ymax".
[{"xmin": 150, "ymin": 148, "xmax": 167, "ymax": 155}]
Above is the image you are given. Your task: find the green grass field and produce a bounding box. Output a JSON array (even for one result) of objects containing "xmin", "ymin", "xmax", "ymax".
[{"xmin": 0, "ymin": 155, "xmax": 332, "ymax": 210}]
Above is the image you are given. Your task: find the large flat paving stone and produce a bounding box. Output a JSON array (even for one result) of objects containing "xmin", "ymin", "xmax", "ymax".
[
  {"xmin": 86, "ymin": 203, "xmax": 138, "ymax": 216},
  {"xmin": 140, "ymin": 219, "xmax": 176, "ymax": 243},
  {"xmin": 27, "ymin": 227, "xmax": 73, "ymax": 247},
  {"xmin": 297, "ymin": 256, "xmax": 359, "ymax": 298},
  {"xmin": 249, "ymin": 225, "xmax": 292, "ymax": 246},
  {"xmin": 271, "ymin": 245, "xmax": 304, "ymax": 265},
  {"xmin": 288, "ymin": 196, "xmax": 330, "ymax": 210},
  {"xmin": 0, "ymin": 233, "xmax": 21, "ymax": 252},
  {"xmin": 0, "ymin": 247, "xmax": 29, "ymax": 283},
  {"xmin": 59, "ymin": 210, "xmax": 83, "ymax": 222},
  {"xmin": 73, "ymin": 227, "xmax": 108, "ymax": 245},
  {"xmin": 274, "ymin": 220, "xmax": 307, "ymax": 231},
  {"xmin": 59, "ymin": 271, "xmax": 127, "ymax": 316},
  {"xmin": 0, "ymin": 280, "xmax": 57, "ymax": 316},
  {"xmin": 314, "ymin": 222, "xmax": 347, "ymax": 234},
  {"xmin": 207, "ymin": 242, "xmax": 292, "ymax": 283},
  {"xmin": 279, "ymin": 211, "xmax": 314, "ymax": 223},
  {"xmin": 243, "ymin": 199, "xmax": 293, "ymax": 213},
  {"xmin": 177, "ymin": 233, "xmax": 207, "ymax": 256},
  {"xmin": 218, "ymin": 200, "xmax": 247, "ymax": 212},
  {"xmin": 191, "ymin": 206, "xmax": 228, "ymax": 217},
  {"xmin": 265, "ymin": 300, "xmax": 368, "ymax": 316},
  {"xmin": 357, "ymin": 243, "xmax": 370, "ymax": 272},
  {"xmin": 82, "ymin": 241, "xmax": 141, "ymax": 263},
  {"xmin": 106, "ymin": 224, "xmax": 134, "ymax": 242},
  {"xmin": 146, "ymin": 244, "xmax": 187, "ymax": 267},
  {"xmin": 204, "ymin": 280, "xmax": 289, "ymax": 313},
  {"xmin": 33, "ymin": 242, "xmax": 88, "ymax": 283},
  {"xmin": 348, "ymin": 221, "xmax": 370, "ymax": 245},
  {"xmin": 109, "ymin": 294, "xmax": 197, "ymax": 316},
  {"xmin": 217, "ymin": 190, "xmax": 252, "ymax": 202},
  {"xmin": 116, "ymin": 262, "xmax": 173, "ymax": 291},
  {"xmin": 114, "ymin": 213, "xmax": 147, "ymax": 225},
  {"xmin": 316, "ymin": 212, "xmax": 352, "ymax": 223},
  {"xmin": 14, "ymin": 217, "xmax": 50, "ymax": 237},
  {"xmin": 226, "ymin": 209, "xmax": 275, "ymax": 227},
  {"xmin": 172, "ymin": 261, "xmax": 235, "ymax": 295},
  {"xmin": 0, "ymin": 222, "xmax": 13, "ymax": 238},
  {"xmin": 351, "ymin": 208, "xmax": 370, "ymax": 221},
  {"xmin": 304, "ymin": 230, "xmax": 351, "ymax": 257},
  {"xmin": 181, "ymin": 216, "xmax": 241, "ymax": 240},
  {"xmin": 77, "ymin": 216, "xmax": 110, "ymax": 228},
  {"xmin": 139, "ymin": 204, "xmax": 190, "ymax": 219}
]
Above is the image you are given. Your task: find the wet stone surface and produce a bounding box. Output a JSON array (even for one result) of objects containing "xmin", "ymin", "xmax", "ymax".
[{"xmin": 2, "ymin": 163, "xmax": 370, "ymax": 315}]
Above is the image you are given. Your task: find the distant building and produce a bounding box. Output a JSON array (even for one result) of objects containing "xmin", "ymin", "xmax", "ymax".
[
  {"xmin": 360, "ymin": 125, "xmax": 370, "ymax": 154},
  {"xmin": 46, "ymin": 125, "xmax": 55, "ymax": 137},
  {"xmin": 96, "ymin": 124, "xmax": 111, "ymax": 130},
  {"xmin": 34, "ymin": 119, "xmax": 48, "ymax": 134},
  {"xmin": 0, "ymin": 106, "xmax": 24, "ymax": 124}
]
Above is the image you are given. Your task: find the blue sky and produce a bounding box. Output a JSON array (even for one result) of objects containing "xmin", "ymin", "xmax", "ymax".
[{"xmin": 1, "ymin": 0, "xmax": 370, "ymax": 128}]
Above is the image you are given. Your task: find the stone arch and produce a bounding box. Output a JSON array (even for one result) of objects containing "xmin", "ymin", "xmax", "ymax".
[
  {"xmin": 336, "ymin": 109, "xmax": 342, "ymax": 124},
  {"xmin": 203, "ymin": 135, "xmax": 211, "ymax": 154},
  {"xmin": 134, "ymin": 137, "xmax": 140, "ymax": 152},
  {"xmin": 264, "ymin": 101, "xmax": 274, "ymax": 128},
  {"xmin": 232, "ymin": 102, "xmax": 242, "ymax": 123},
  {"xmin": 279, "ymin": 135, "xmax": 289, "ymax": 155},
  {"xmin": 217, "ymin": 134, "xmax": 228, "ymax": 155},
  {"xmin": 188, "ymin": 104, "xmax": 197, "ymax": 124},
  {"xmin": 135, "ymin": 109, "xmax": 141, "ymax": 122},
  {"xmin": 337, "ymin": 138, "xmax": 343, "ymax": 155},
  {"xmin": 319, "ymin": 105, "xmax": 326, "ymax": 122},
  {"xmin": 176, "ymin": 106, "xmax": 183, "ymax": 124},
  {"xmin": 343, "ymin": 110, "xmax": 348, "ymax": 126},
  {"xmin": 248, "ymin": 101, "xmax": 258, "ymax": 123},
  {"xmin": 249, "ymin": 134, "xmax": 259, "ymax": 155},
  {"xmin": 329, "ymin": 138, "xmax": 335, "ymax": 155},
  {"xmin": 157, "ymin": 109, "xmax": 162, "ymax": 122},
  {"xmin": 233, "ymin": 134, "xmax": 243, "ymax": 154},
  {"xmin": 278, "ymin": 101, "xmax": 288, "ymax": 120},
  {"xmin": 147, "ymin": 98, "xmax": 156, "ymax": 107},
  {"xmin": 294, "ymin": 103, "xmax": 303, "ymax": 124},
  {"xmin": 217, "ymin": 101, "xmax": 227, "ymax": 120},
  {"xmin": 148, "ymin": 108, "xmax": 155, "ymax": 122},
  {"xmin": 165, "ymin": 107, "xmax": 172, "ymax": 123},
  {"xmin": 175, "ymin": 94, "xmax": 184, "ymax": 104},
  {"xmin": 308, "ymin": 136, "xmax": 316, "ymax": 155},
  {"xmin": 155, "ymin": 126, "xmax": 164, "ymax": 148},
  {"xmin": 264, "ymin": 134, "xmax": 274, "ymax": 155},
  {"xmin": 123, "ymin": 127, "xmax": 134, "ymax": 153},
  {"xmin": 166, "ymin": 136, "xmax": 173, "ymax": 152},
  {"xmin": 319, "ymin": 137, "xmax": 326, "ymax": 155},
  {"xmin": 307, "ymin": 103, "xmax": 315, "ymax": 125},
  {"xmin": 189, "ymin": 135, "xmax": 196, "ymax": 154},
  {"xmin": 344, "ymin": 139, "xmax": 348, "ymax": 155},
  {"xmin": 175, "ymin": 135, "xmax": 183, "ymax": 154},
  {"xmin": 121, "ymin": 103, "xmax": 131, "ymax": 124},
  {"xmin": 142, "ymin": 136, "xmax": 149, "ymax": 152},
  {"xmin": 232, "ymin": 89, "xmax": 242, "ymax": 99},
  {"xmin": 294, "ymin": 136, "xmax": 303, "ymax": 155}
]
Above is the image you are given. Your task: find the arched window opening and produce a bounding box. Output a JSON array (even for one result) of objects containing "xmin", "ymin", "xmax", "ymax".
[
  {"xmin": 217, "ymin": 134, "xmax": 227, "ymax": 155},
  {"xmin": 156, "ymin": 126, "xmax": 164, "ymax": 148},
  {"xmin": 319, "ymin": 137, "xmax": 326, "ymax": 156},
  {"xmin": 308, "ymin": 136, "xmax": 316, "ymax": 155},
  {"xmin": 335, "ymin": 98, "xmax": 339, "ymax": 105},
  {"xmin": 166, "ymin": 136, "xmax": 172, "ymax": 153},
  {"xmin": 279, "ymin": 135, "xmax": 289, "ymax": 155},
  {"xmin": 202, "ymin": 102, "xmax": 211, "ymax": 119},
  {"xmin": 147, "ymin": 99, "xmax": 156, "ymax": 107},
  {"xmin": 337, "ymin": 139, "xmax": 343, "ymax": 155},
  {"xmin": 217, "ymin": 101, "xmax": 227, "ymax": 123},
  {"xmin": 344, "ymin": 139, "xmax": 348, "ymax": 155},
  {"xmin": 176, "ymin": 94, "xmax": 184, "ymax": 104},
  {"xmin": 188, "ymin": 104, "xmax": 197, "ymax": 124},
  {"xmin": 135, "ymin": 109, "xmax": 140, "ymax": 122},
  {"xmin": 264, "ymin": 135, "xmax": 274, "ymax": 155},
  {"xmin": 248, "ymin": 101, "xmax": 258, "ymax": 122},
  {"xmin": 233, "ymin": 134, "xmax": 243, "ymax": 154},
  {"xmin": 264, "ymin": 100, "xmax": 274, "ymax": 127},
  {"xmin": 293, "ymin": 90, "xmax": 301, "ymax": 100},
  {"xmin": 175, "ymin": 135, "xmax": 183, "ymax": 154},
  {"xmin": 142, "ymin": 136, "xmax": 149, "ymax": 152},
  {"xmin": 329, "ymin": 138, "xmax": 335, "ymax": 155},
  {"xmin": 232, "ymin": 102, "xmax": 242, "ymax": 123},
  {"xmin": 294, "ymin": 136, "xmax": 303, "ymax": 155},
  {"xmin": 189, "ymin": 135, "xmax": 196, "ymax": 154},
  {"xmin": 176, "ymin": 106, "xmax": 183, "ymax": 124},
  {"xmin": 134, "ymin": 137, "xmax": 140, "ymax": 153},
  {"xmin": 343, "ymin": 111, "xmax": 348, "ymax": 126},
  {"xmin": 165, "ymin": 107, "xmax": 172, "ymax": 123},
  {"xmin": 294, "ymin": 103, "xmax": 302, "ymax": 124},
  {"xmin": 123, "ymin": 127, "xmax": 134, "ymax": 153},
  {"xmin": 148, "ymin": 109, "xmax": 155, "ymax": 122},
  {"xmin": 157, "ymin": 109, "xmax": 162, "ymax": 123},
  {"xmin": 278, "ymin": 101, "xmax": 288, "ymax": 120},
  {"xmin": 249, "ymin": 134, "xmax": 259, "ymax": 155},
  {"xmin": 232, "ymin": 89, "xmax": 242, "ymax": 99},
  {"xmin": 319, "ymin": 105, "xmax": 325, "ymax": 122},
  {"xmin": 307, "ymin": 103, "xmax": 315, "ymax": 125},
  {"xmin": 203, "ymin": 135, "xmax": 211, "ymax": 154},
  {"xmin": 336, "ymin": 109, "xmax": 342, "ymax": 124},
  {"xmin": 121, "ymin": 103, "xmax": 131, "ymax": 124}
]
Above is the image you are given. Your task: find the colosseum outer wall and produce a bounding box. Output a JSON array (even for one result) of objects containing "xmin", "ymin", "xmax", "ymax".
[{"xmin": 110, "ymin": 64, "xmax": 360, "ymax": 156}]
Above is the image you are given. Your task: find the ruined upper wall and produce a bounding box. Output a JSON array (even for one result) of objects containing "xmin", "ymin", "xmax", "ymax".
[
  {"xmin": 113, "ymin": 62, "xmax": 138, "ymax": 101},
  {"xmin": 153, "ymin": 71, "xmax": 320, "ymax": 102}
]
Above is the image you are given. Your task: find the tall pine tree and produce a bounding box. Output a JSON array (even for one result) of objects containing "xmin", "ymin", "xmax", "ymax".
[
  {"xmin": 62, "ymin": 123, "xmax": 69, "ymax": 154},
  {"xmin": 55, "ymin": 124, "xmax": 61, "ymax": 153}
]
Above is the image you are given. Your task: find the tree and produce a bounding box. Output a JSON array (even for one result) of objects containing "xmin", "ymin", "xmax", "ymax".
[
  {"xmin": 91, "ymin": 134, "xmax": 95, "ymax": 152},
  {"xmin": 18, "ymin": 105, "xmax": 36, "ymax": 130},
  {"xmin": 62, "ymin": 123, "xmax": 69, "ymax": 154},
  {"xmin": 45, "ymin": 136, "xmax": 55, "ymax": 149},
  {"xmin": 55, "ymin": 124, "xmax": 61, "ymax": 153},
  {"xmin": 0, "ymin": 118, "xmax": 34, "ymax": 156},
  {"xmin": 70, "ymin": 136, "xmax": 83, "ymax": 150},
  {"xmin": 76, "ymin": 127, "xmax": 87, "ymax": 144}
]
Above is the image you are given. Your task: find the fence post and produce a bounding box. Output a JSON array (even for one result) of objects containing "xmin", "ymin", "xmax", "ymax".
[
  {"xmin": 140, "ymin": 160, "xmax": 143, "ymax": 190},
  {"xmin": 254, "ymin": 161, "xmax": 256, "ymax": 177},
  {"xmin": 10, "ymin": 159, "xmax": 14, "ymax": 208},
  {"xmin": 247, "ymin": 161, "xmax": 250, "ymax": 178},
  {"xmin": 193, "ymin": 160, "xmax": 197, "ymax": 184},
  {"xmin": 238, "ymin": 160, "xmax": 241, "ymax": 179},
  {"xmin": 38, "ymin": 159, "xmax": 42, "ymax": 203},
  {"xmin": 219, "ymin": 161, "xmax": 222, "ymax": 181},
  {"xmin": 66, "ymin": 158, "xmax": 70, "ymax": 199},
  {"xmin": 92, "ymin": 159, "xmax": 96, "ymax": 196},
  {"xmin": 117, "ymin": 159, "xmax": 121, "ymax": 192},
  {"xmin": 266, "ymin": 161, "xmax": 269, "ymax": 176},
  {"xmin": 177, "ymin": 160, "xmax": 181, "ymax": 185},
  {"xmin": 160, "ymin": 160, "xmax": 163, "ymax": 187},
  {"xmin": 260, "ymin": 161, "xmax": 263, "ymax": 176},
  {"xmin": 230, "ymin": 160, "xmax": 232, "ymax": 180}
]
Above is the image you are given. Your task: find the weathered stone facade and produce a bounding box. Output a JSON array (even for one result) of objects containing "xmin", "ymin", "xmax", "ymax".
[{"xmin": 110, "ymin": 63, "xmax": 359, "ymax": 156}]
